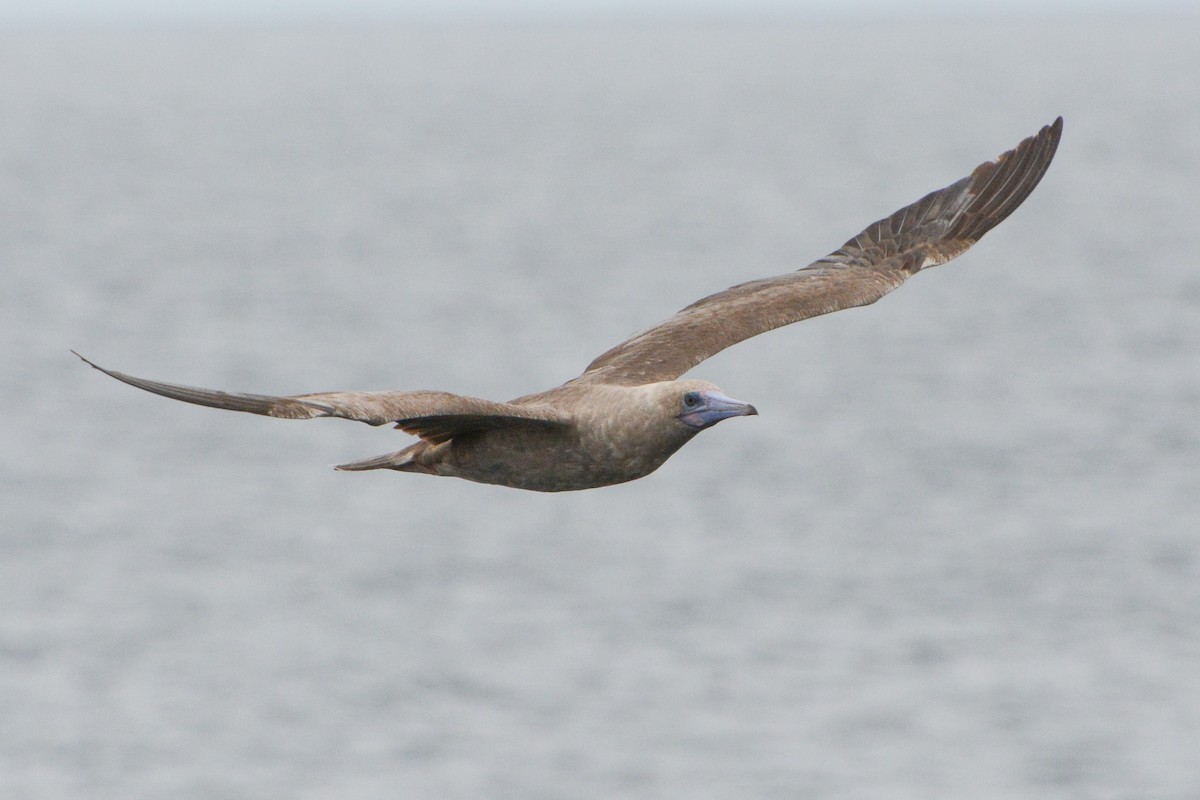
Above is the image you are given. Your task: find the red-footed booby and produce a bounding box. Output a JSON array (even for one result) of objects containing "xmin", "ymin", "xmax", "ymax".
[{"xmin": 76, "ymin": 118, "xmax": 1062, "ymax": 492}]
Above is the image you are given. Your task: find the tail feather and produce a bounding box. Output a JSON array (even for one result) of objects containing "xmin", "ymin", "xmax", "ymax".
[{"xmin": 335, "ymin": 444, "xmax": 434, "ymax": 473}]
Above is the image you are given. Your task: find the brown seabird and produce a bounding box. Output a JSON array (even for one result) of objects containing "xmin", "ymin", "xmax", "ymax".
[{"xmin": 76, "ymin": 117, "xmax": 1062, "ymax": 491}]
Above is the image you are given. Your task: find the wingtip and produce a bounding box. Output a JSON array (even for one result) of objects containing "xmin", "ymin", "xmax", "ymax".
[
  {"xmin": 1038, "ymin": 116, "xmax": 1064, "ymax": 153},
  {"xmin": 72, "ymin": 350, "xmax": 127, "ymax": 383},
  {"xmin": 71, "ymin": 349, "xmax": 103, "ymax": 372}
]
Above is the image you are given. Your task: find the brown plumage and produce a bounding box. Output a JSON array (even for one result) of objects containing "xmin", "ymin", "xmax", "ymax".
[{"xmin": 76, "ymin": 117, "xmax": 1062, "ymax": 491}]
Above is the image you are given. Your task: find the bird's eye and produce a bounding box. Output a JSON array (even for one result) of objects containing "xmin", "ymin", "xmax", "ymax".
[{"xmin": 683, "ymin": 392, "xmax": 700, "ymax": 408}]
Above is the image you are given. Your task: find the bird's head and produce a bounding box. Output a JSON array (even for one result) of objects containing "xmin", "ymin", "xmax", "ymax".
[{"xmin": 668, "ymin": 379, "xmax": 758, "ymax": 431}]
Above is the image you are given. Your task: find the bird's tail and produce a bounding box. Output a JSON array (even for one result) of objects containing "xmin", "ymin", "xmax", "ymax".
[{"xmin": 335, "ymin": 443, "xmax": 436, "ymax": 473}]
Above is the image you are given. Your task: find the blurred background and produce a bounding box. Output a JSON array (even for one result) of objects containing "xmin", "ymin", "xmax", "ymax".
[
  {"xmin": 0, "ymin": 0, "xmax": 1191, "ymax": 27},
  {"xmin": 3, "ymin": 1, "xmax": 1198, "ymax": 798}
]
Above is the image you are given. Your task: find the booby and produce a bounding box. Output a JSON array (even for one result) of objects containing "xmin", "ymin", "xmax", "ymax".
[{"xmin": 76, "ymin": 117, "xmax": 1062, "ymax": 491}]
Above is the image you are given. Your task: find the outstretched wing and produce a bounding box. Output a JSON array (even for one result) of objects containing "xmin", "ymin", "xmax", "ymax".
[
  {"xmin": 74, "ymin": 352, "xmax": 568, "ymax": 444},
  {"xmin": 574, "ymin": 117, "xmax": 1063, "ymax": 387}
]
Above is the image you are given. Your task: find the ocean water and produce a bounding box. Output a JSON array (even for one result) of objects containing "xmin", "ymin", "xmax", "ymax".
[{"xmin": 3, "ymin": 17, "xmax": 1199, "ymax": 799}]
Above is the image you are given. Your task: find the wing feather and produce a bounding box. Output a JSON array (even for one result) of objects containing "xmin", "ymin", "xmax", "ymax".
[
  {"xmin": 73, "ymin": 352, "xmax": 568, "ymax": 442},
  {"xmin": 574, "ymin": 117, "xmax": 1062, "ymax": 387}
]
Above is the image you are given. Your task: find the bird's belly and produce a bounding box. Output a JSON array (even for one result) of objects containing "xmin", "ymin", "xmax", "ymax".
[{"xmin": 443, "ymin": 429, "xmax": 675, "ymax": 492}]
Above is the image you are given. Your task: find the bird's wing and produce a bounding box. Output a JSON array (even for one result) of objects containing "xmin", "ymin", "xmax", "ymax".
[
  {"xmin": 573, "ymin": 117, "xmax": 1062, "ymax": 387},
  {"xmin": 74, "ymin": 352, "xmax": 568, "ymax": 444}
]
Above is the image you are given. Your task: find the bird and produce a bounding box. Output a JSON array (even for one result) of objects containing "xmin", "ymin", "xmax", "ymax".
[{"xmin": 76, "ymin": 117, "xmax": 1062, "ymax": 492}]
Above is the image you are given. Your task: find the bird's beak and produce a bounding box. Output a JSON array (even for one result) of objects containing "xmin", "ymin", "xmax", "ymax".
[{"xmin": 679, "ymin": 390, "xmax": 758, "ymax": 430}]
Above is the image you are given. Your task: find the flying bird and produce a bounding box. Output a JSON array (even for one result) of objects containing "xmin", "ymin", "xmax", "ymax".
[{"xmin": 77, "ymin": 117, "xmax": 1062, "ymax": 492}]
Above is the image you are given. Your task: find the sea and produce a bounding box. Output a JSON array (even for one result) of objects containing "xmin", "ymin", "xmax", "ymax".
[{"xmin": 2, "ymin": 15, "xmax": 1199, "ymax": 799}]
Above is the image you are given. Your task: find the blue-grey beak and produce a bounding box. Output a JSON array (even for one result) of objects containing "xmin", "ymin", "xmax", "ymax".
[{"xmin": 679, "ymin": 390, "xmax": 758, "ymax": 430}]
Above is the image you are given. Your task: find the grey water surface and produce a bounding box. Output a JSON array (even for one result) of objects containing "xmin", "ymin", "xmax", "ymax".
[{"xmin": 3, "ymin": 17, "xmax": 1199, "ymax": 799}]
